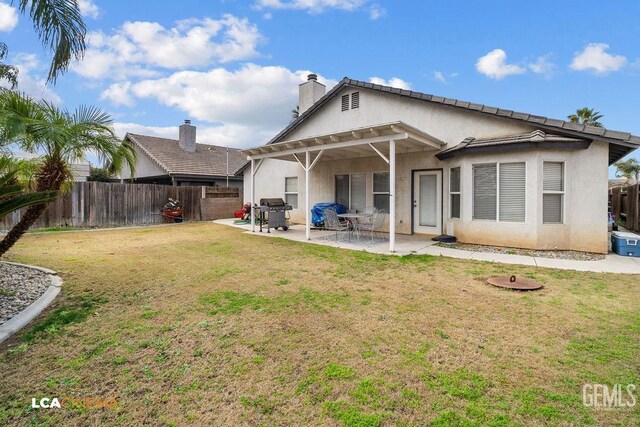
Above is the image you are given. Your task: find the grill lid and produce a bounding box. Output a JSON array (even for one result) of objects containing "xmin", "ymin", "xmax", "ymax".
[{"xmin": 260, "ymin": 198, "xmax": 286, "ymax": 207}]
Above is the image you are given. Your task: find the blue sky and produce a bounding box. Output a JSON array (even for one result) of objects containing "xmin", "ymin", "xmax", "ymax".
[{"xmin": 1, "ymin": 0, "xmax": 639, "ymax": 174}]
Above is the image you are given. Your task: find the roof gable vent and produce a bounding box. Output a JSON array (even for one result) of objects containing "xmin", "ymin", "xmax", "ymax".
[
  {"xmin": 351, "ymin": 92, "xmax": 360, "ymax": 109},
  {"xmin": 341, "ymin": 94, "xmax": 349, "ymax": 111}
]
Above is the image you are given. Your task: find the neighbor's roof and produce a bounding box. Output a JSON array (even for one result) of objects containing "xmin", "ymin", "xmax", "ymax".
[
  {"xmin": 125, "ymin": 133, "xmax": 247, "ymax": 177},
  {"xmin": 267, "ymin": 77, "xmax": 639, "ymax": 164},
  {"xmin": 436, "ymin": 130, "xmax": 591, "ymax": 160}
]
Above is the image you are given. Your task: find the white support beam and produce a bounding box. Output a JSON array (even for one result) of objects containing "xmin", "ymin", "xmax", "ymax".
[
  {"xmin": 305, "ymin": 150, "xmax": 311, "ymax": 241},
  {"xmin": 252, "ymin": 158, "xmax": 264, "ymax": 176},
  {"xmin": 308, "ymin": 149, "xmax": 325, "ymax": 170},
  {"xmin": 292, "ymin": 153, "xmax": 305, "ymax": 169},
  {"xmin": 250, "ymin": 159, "xmax": 256, "ymax": 232},
  {"xmin": 249, "ymin": 133, "xmax": 407, "ymax": 160},
  {"xmin": 389, "ymin": 139, "xmax": 396, "ymax": 253},
  {"xmin": 370, "ymin": 128, "xmax": 380, "ymax": 136},
  {"xmin": 368, "ymin": 143, "xmax": 389, "ymax": 164}
]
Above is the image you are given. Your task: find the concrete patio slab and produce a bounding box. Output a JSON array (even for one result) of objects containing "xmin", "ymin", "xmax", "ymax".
[{"xmin": 213, "ymin": 219, "xmax": 640, "ymax": 274}]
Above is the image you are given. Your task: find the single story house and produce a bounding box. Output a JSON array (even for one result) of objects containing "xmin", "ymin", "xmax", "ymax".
[
  {"xmin": 120, "ymin": 120, "xmax": 246, "ymax": 187},
  {"xmin": 242, "ymin": 74, "xmax": 639, "ymax": 253}
]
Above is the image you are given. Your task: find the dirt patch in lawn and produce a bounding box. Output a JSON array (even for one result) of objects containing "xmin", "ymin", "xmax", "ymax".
[{"xmin": 0, "ymin": 223, "xmax": 638, "ymax": 426}]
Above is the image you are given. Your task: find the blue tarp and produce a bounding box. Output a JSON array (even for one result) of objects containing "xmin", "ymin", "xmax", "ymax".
[{"xmin": 311, "ymin": 203, "xmax": 347, "ymax": 226}]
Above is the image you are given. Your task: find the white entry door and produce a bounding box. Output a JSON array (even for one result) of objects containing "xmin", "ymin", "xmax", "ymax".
[{"xmin": 413, "ymin": 170, "xmax": 442, "ymax": 235}]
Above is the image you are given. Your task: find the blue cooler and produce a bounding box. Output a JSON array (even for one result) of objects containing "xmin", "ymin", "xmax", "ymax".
[{"xmin": 611, "ymin": 231, "xmax": 640, "ymax": 257}]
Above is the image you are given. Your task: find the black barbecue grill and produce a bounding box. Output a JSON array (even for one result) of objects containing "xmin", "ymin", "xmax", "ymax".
[{"xmin": 256, "ymin": 198, "xmax": 292, "ymax": 233}]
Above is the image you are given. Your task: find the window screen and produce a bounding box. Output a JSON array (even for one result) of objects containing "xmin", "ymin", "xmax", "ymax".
[
  {"xmin": 498, "ymin": 162, "xmax": 525, "ymax": 222},
  {"xmin": 473, "ymin": 164, "xmax": 497, "ymax": 220}
]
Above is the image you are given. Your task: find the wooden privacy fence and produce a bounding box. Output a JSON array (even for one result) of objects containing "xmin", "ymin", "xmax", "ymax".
[
  {"xmin": 1, "ymin": 181, "xmax": 243, "ymax": 231},
  {"xmin": 609, "ymin": 183, "xmax": 640, "ymax": 232}
]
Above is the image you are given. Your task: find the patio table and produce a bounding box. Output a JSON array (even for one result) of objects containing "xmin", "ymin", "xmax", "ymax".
[{"xmin": 337, "ymin": 213, "xmax": 373, "ymax": 241}]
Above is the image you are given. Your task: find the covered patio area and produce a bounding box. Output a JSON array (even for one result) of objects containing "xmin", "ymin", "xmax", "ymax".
[
  {"xmin": 242, "ymin": 121, "xmax": 445, "ymax": 252},
  {"xmin": 214, "ymin": 218, "xmax": 438, "ymax": 255}
]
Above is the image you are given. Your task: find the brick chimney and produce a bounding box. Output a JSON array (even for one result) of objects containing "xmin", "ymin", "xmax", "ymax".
[
  {"xmin": 179, "ymin": 119, "xmax": 196, "ymax": 152},
  {"xmin": 298, "ymin": 73, "xmax": 326, "ymax": 115}
]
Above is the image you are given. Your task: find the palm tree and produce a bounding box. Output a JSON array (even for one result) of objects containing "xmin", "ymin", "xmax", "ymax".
[
  {"xmin": 14, "ymin": 0, "xmax": 87, "ymax": 84},
  {"xmin": 614, "ymin": 158, "xmax": 640, "ymax": 183},
  {"xmin": 0, "ymin": 167, "xmax": 57, "ymax": 219},
  {"xmin": 291, "ymin": 105, "xmax": 299, "ymax": 121},
  {"xmin": 567, "ymin": 107, "xmax": 604, "ymax": 127},
  {"xmin": 0, "ymin": 90, "xmax": 136, "ymax": 256}
]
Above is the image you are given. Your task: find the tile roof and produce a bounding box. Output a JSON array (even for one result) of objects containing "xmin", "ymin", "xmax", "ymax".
[
  {"xmin": 125, "ymin": 133, "xmax": 247, "ymax": 177},
  {"xmin": 266, "ymin": 77, "xmax": 639, "ymax": 164},
  {"xmin": 436, "ymin": 130, "xmax": 591, "ymax": 160}
]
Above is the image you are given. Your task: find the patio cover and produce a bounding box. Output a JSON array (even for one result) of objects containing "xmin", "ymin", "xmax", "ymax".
[{"xmin": 242, "ymin": 122, "xmax": 445, "ymax": 252}]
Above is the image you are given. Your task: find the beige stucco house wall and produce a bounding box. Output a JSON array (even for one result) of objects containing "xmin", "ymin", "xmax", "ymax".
[{"xmin": 244, "ymin": 77, "xmax": 635, "ymax": 254}]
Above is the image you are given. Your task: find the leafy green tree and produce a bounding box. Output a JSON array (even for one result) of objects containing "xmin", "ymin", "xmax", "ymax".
[
  {"xmin": 614, "ymin": 158, "xmax": 640, "ymax": 183},
  {"xmin": 0, "ymin": 90, "xmax": 136, "ymax": 256},
  {"xmin": 0, "ymin": 44, "xmax": 19, "ymax": 88},
  {"xmin": 87, "ymin": 166, "xmax": 113, "ymax": 182},
  {"xmin": 567, "ymin": 107, "xmax": 604, "ymax": 127}
]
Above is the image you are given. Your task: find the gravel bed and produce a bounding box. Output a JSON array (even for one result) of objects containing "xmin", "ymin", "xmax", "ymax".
[
  {"xmin": 435, "ymin": 242, "xmax": 606, "ymax": 261},
  {"xmin": 0, "ymin": 262, "xmax": 52, "ymax": 325}
]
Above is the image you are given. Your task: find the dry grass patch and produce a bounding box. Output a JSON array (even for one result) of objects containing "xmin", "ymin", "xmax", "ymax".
[{"xmin": 0, "ymin": 223, "xmax": 638, "ymax": 426}]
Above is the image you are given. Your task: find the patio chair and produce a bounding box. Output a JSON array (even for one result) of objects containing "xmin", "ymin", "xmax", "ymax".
[
  {"xmin": 359, "ymin": 209, "xmax": 386, "ymax": 242},
  {"xmin": 323, "ymin": 208, "xmax": 350, "ymax": 241}
]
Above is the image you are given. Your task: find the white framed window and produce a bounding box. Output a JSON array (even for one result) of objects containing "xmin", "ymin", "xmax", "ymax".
[
  {"xmin": 373, "ymin": 172, "xmax": 389, "ymax": 211},
  {"xmin": 543, "ymin": 162, "xmax": 564, "ymax": 224},
  {"xmin": 284, "ymin": 177, "xmax": 298, "ymax": 209},
  {"xmin": 473, "ymin": 162, "xmax": 526, "ymax": 222},
  {"xmin": 335, "ymin": 174, "xmax": 366, "ymax": 212},
  {"xmin": 499, "ymin": 162, "xmax": 526, "ymax": 222},
  {"xmin": 473, "ymin": 164, "xmax": 497, "ymax": 220},
  {"xmin": 450, "ymin": 167, "xmax": 460, "ymax": 219}
]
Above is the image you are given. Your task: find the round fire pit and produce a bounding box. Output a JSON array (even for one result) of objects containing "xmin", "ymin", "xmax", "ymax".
[{"xmin": 487, "ymin": 275, "xmax": 543, "ymax": 291}]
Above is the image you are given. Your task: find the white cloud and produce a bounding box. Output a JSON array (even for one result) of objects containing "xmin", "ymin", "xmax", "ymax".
[
  {"xmin": 112, "ymin": 121, "xmax": 279, "ymax": 149},
  {"xmin": 476, "ymin": 49, "xmax": 526, "ymax": 80},
  {"xmin": 73, "ymin": 15, "xmax": 263, "ymax": 80},
  {"xmin": 105, "ymin": 64, "xmax": 337, "ymax": 148},
  {"xmin": 433, "ymin": 71, "xmax": 446, "ymax": 83},
  {"xmin": 0, "ymin": 2, "xmax": 18, "ymax": 32},
  {"xmin": 255, "ymin": 0, "xmax": 382, "ymax": 19},
  {"xmin": 254, "ymin": 0, "xmax": 366, "ymax": 13},
  {"xmin": 369, "ymin": 77, "xmax": 411, "ymax": 90},
  {"xmin": 528, "ymin": 54, "xmax": 556, "ymax": 77},
  {"xmin": 570, "ymin": 43, "xmax": 627, "ymax": 74},
  {"xmin": 77, "ymin": 0, "xmax": 99, "ymax": 19},
  {"xmin": 0, "ymin": 53, "xmax": 62, "ymax": 104},
  {"xmin": 100, "ymin": 81, "xmax": 134, "ymax": 106},
  {"xmin": 369, "ymin": 4, "xmax": 386, "ymax": 20}
]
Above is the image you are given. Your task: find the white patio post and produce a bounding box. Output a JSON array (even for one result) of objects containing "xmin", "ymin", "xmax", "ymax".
[
  {"xmin": 305, "ymin": 149, "xmax": 311, "ymax": 240},
  {"xmin": 389, "ymin": 139, "xmax": 396, "ymax": 252},
  {"xmin": 250, "ymin": 158, "xmax": 255, "ymax": 232}
]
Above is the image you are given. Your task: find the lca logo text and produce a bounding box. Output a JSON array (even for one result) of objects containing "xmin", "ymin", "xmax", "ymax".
[
  {"xmin": 582, "ymin": 384, "xmax": 636, "ymax": 409},
  {"xmin": 31, "ymin": 396, "xmax": 118, "ymax": 409},
  {"xmin": 31, "ymin": 398, "xmax": 62, "ymax": 409}
]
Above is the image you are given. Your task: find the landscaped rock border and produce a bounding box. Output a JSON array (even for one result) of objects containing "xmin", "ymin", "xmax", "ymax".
[{"xmin": 0, "ymin": 262, "xmax": 62, "ymax": 344}]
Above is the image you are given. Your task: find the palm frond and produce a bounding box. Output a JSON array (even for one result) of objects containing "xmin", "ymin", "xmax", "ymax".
[
  {"xmin": 0, "ymin": 189, "xmax": 58, "ymax": 219},
  {"xmin": 17, "ymin": 0, "xmax": 86, "ymax": 84}
]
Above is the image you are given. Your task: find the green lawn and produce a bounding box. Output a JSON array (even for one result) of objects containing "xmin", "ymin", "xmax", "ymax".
[{"xmin": 0, "ymin": 223, "xmax": 638, "ymax": 426}]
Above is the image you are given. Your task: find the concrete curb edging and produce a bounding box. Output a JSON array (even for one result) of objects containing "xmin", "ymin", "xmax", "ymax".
[{"xmin": 0, "ymin": 264, "xmax": 62, "ymax": 345}]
